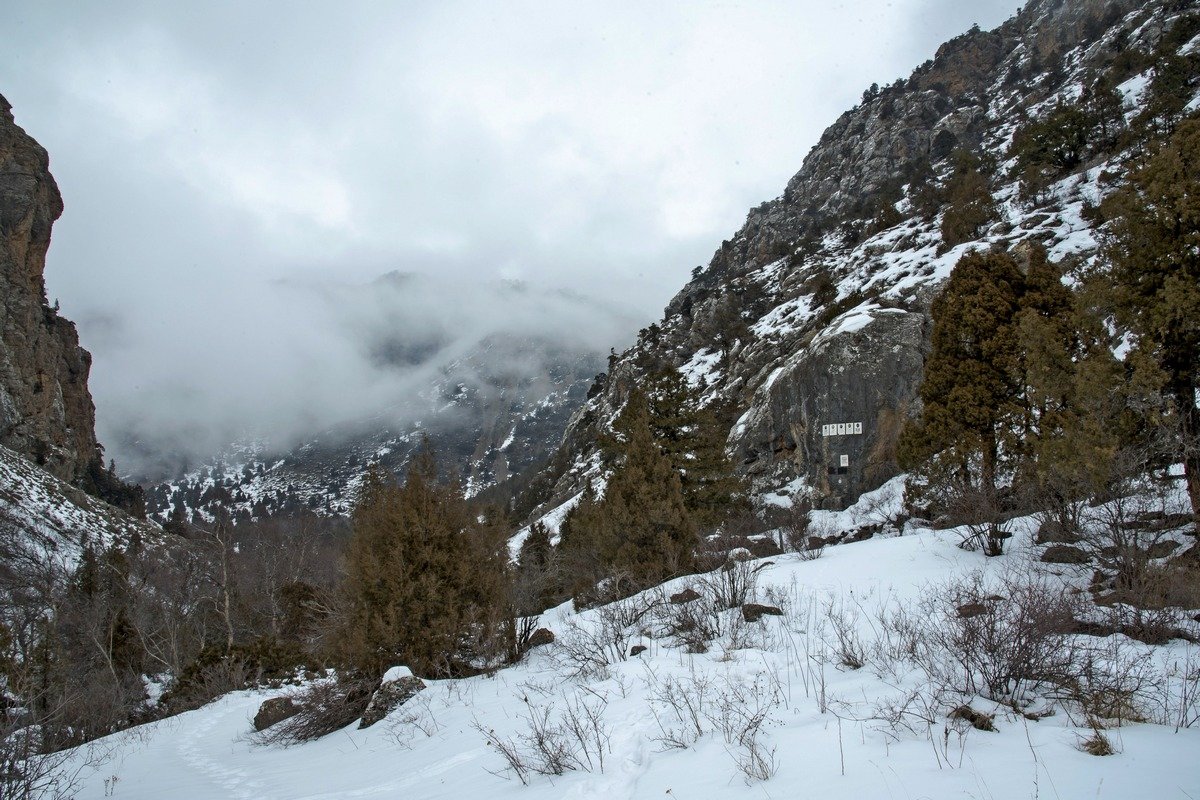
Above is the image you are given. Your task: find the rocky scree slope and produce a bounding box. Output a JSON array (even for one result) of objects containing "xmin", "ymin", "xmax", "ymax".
[{"xmin": 528, "ymin": 0, "xmax": 1198, "ymax": 522}]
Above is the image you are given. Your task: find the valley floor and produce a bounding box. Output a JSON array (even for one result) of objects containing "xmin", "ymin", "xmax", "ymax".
[{"xmin": 68, "ymin": 515, "xmax": 1200, "ymax": 799}]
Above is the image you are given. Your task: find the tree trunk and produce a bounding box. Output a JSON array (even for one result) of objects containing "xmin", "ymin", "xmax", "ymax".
[{"xmin": 1174, "ymin": 383, "xmax": 1200, "ymax": 530}]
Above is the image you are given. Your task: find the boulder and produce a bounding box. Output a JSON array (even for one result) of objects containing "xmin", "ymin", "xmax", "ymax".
[
  {"xmin": 525, "ymin": 628, "xmax": 556, "ymax": 648},
  {"xmin": 253, "ymin": 696, "xmax": 299, "ymax": 731},
  {"xmin": 359, "ymin": 668, "xmax": 426, "ymax": 729},
  {"xmin": 742, "ymin": 603, "xmax": 784, "ymax": 622},
  {"xmin": 1041, "ymin": 545, "xmax": 1090, "ymax": 565},
  {"xmin": 670, "ymin": 588, "xmax": 702, "ymax": 605}
]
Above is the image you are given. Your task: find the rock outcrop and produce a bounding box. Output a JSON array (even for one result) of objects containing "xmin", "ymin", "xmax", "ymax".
[
  {"xmin": 0, "ymin": 93, "xmax": 100, "ymax": 484},
  {"xmin": 517, "ymin": 0, "xmax": 1187, "ymax": 517}
]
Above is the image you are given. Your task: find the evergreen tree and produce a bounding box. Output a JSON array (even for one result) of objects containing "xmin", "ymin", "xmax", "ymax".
[
  {"xmin": 560, "ymin": 390, "xmax": 696, "ymax": 602},
  {"xmin": 641, "ymin": 370, "xmax": 749, "ymax": 533},
  {"xmin": 940, "ymin": 150, "xmax": 999, "ymax": 247},
  {"xmin": 900, "ymin": 249, "xmax": 1027, "ymax": 503},
  {"xmin": 1014, "ymin": 248, "xmax": 1127, "ymax": 519},
  {"xmin": 334, "ymin": 448, "xmax": 511, "ymax": 678},
  {"xmin": 1099, "ymin": 119, "xmax": 1200, "ymax": 519},
  {"xmin": 604, "ymin": 391, "xmax": 696, "ymax": 587}
]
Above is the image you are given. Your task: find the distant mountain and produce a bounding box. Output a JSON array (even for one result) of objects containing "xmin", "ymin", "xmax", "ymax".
[{"xmin": 138, "ymin": 277, "xmax": 629, "ymax": 525}]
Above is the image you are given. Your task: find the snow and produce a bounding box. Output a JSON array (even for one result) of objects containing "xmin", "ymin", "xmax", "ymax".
[
  {"xmin": 759, "ymin": 476, "xmax": 810, "ymax": 509},
  {"xmin": 0, "ymin": 444, "xmax": 154, "ymax": 569},
  {"xmin": 678, "ymin": 349, "xmax": 722, "ymax": 389},
  {"xmin": 381, "ymin": 665, "xmax": 415, "ymax": 683},
  {"xmin": 1118, "ymin": 71, "xmax": 1152, "ymax": 120},
  {"xmin": 750, "ymin": 296, "xmax": 813, "ymax": 339},
  {"xmin": 62, "ymin": 501, "xmax": 1200, "ymax": 799}
]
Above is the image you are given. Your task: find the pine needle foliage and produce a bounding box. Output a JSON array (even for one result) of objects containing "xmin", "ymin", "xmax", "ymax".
[{"xmin": 333, "ymin": 447, "xmax": 512, "ymax": 678}]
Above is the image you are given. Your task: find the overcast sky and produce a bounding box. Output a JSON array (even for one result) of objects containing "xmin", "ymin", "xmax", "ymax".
[{"xmin": 2, "ymin": 0, "xmax": 1025, "ymax": 472}]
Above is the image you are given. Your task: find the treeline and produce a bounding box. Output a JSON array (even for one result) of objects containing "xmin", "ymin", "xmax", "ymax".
[{"xmin": 0, "ymin": 510, "xmax": 347, "ymax": 781}]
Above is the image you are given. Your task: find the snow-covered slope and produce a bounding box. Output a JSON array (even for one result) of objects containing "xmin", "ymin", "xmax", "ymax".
[
  {"xmin": 64, "ymin": 485, "xmax": 1200, "ymax": 799},
  {"xmin": 0, "ymin": 443, "xmax": 158, "ymax": 569}
]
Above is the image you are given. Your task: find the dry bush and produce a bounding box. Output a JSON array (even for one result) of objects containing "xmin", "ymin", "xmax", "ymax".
[
  {"xmin": 384, "ymin": 691, "xmax": 442, "ymax": 747},
  {"xmin": 820, "ymin": 596, "xmax": 867, "ymax": 671},
  {"xmin": 474, "ymin": 695, "xmax": 611, "ymax": 785},
  {"xmin": 252, "ymin": 673, "xmax": 374, "ymax": 745},
  {"xmin": 779, "ymin": 498, "xmax": 813, "ymax": 553},
  {"xmin": 556, "ymin": 592, "xmax": 665, "ymax": 679},
  {"xmin": 701, "ymin": 560, "xmax": 763, "ymax": 611},
  {"xmin": 660, "ymin": 595, "xmax": 718, "ymax": 654},
  {"xmin": 914, "ymin": 570, "xmax": 1083, "ymax": 703},
  {"xmin": 641, "ymin": 666, "xmax": 781, "ymax": 783}
]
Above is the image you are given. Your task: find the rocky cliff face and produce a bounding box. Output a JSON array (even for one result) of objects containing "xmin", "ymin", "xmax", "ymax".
[
  {"xmin": 524, "ymin": 0, "xmax": 1195, "ymax": 519},
  {"xmin": 0, "ymin": 94, "xmax": 100, "ymax": 484}
]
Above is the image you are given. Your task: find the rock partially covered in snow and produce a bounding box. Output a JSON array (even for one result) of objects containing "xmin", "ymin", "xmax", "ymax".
[
  {"xmin": 359, "ymin": 668, "xmax": 425, "ymax": 729},
  {"xmin": 253, "ymin": 697, "xmax": 299, "ymax": 731}
]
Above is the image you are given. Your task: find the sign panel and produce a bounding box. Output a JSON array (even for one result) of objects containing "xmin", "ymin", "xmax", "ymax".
[{"xmin": 821, "ymin": 421, "xmax": 864, "ymax": 437}]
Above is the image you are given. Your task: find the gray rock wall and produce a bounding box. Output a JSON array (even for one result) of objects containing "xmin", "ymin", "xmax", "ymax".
[{"xmin": 0, "ymin": 94, "xmax": 100, "ymax": 483}]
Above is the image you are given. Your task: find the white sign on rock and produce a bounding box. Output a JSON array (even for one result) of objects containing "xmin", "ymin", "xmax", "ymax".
[{"xmin": 821, "ymin": 421, "xmax": 863, "ymax": 437}]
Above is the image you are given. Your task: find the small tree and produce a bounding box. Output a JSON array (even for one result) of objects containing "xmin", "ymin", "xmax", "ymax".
[
  {"xmin": 899, "ymin": 249, "xmax": 1027, "ymax": 512},
  {"xmin": 333, "ymin": 448, "xmax": 512, "ymax": 678},
  {"xmin": 940, "ymin": 151, "xmax": 999, "ymax": 247}
]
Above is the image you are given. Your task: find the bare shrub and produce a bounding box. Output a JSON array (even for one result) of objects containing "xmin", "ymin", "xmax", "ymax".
[
  {"xmin": 1078, "ymin": 728, "xmax": 1115, "ymax": 756},
  {"xmin": 641, "ymin": 666, "xmax": 782, "ymax": 782},
  {"xmin": 385, "ymin": 691, "xmax": 442, "ymax": 747},
  {"xmin": 779, "ymin": 497, "xmax": 813, "ymax": 553},
  {"xmin": 914, "ymin": 570, "xmax": 1082, "ymax": 703},
  {"xmin": 795, "ymin": 537, "xmax": 825, "ymax": 561},
  {"xmin": 252, "ymin": 673, "xmax": 374, "ymax": 745},
  {"xmin": 0, "ymin": 719, "xmax": 107, "ymax": 800},
  {"xmin": 642, "ymin": 665, "xmax": 712, "ymax": 749},
  {"xmin": 701, "ymin": 560, "xmax": 763, "ymax": 611},
  {"xmin": 1164, "ymin": 645, "xmax": 1200, "ymax": 731},
  {"xmin": 821, "ymin": 596, "xmax": 867, "ymax": 670},
  {"xmin": 958, "ymin": 520, "xmax": 1012, "ymax": 557},
  {"xmin": 474, "ymin": 696, "xmax": 611, "ymax": 784},
  {"xmin": 556, "ymin": 592, "xmax": 665, "ymax": 679},
  {"xmin": 661, "ymin": 594, "xmax": 718, "ymax": 654}
]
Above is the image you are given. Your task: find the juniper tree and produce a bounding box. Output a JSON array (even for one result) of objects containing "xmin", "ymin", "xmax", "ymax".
[
  {"xmin": 640, "ymin": 370, "xmax": 749, "ymax": 533},
  {"xmin": 334, "ymin": 448, "xmax": 512, "ymax": 678},
  {"xmin": 1099, "ymin": 119, "xmax": 1200, "ymax": 519},
  {"xmin": 560, "ymin": 390, "xmax": 696, "ymax": 602},
  {"xmin": 900, "ymin": 249, "xmax": 1028, "ymax": 509},
  {"xmin": 940, "ymin": 150, "xmax": 999, "ymax": 247}
]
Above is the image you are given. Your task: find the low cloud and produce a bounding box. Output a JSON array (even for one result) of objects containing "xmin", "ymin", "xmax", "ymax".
[{"xmin": 2, "ymin": 0, "xmax": 1025, "ymax": 476}]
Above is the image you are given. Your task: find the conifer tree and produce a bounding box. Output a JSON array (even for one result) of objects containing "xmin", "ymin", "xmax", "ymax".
[
  {"xmin": 900, "ymin": 249, "xmax": 1027, "ymax": 504},
  {"xmin": 641, "ymin": 370, "xmax": 749, "ymax": 533},
  {"xmin": 1099, "ymin": 119, "xmax": 1200, "ymax": 518},
  {"xmin": 335, "ymin": 447, "xmax": 511, "ymax": 678},
  {"xmin": 604, "ymin": 390, "xmax": 696, "ymax": 588},
  {"xmin": 560, "ymin": 390, "xmax": 696, "ymax": 602},
  {"xmin": 940, "ymin": 150, "xmax": 999, "ymax": 247}
]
